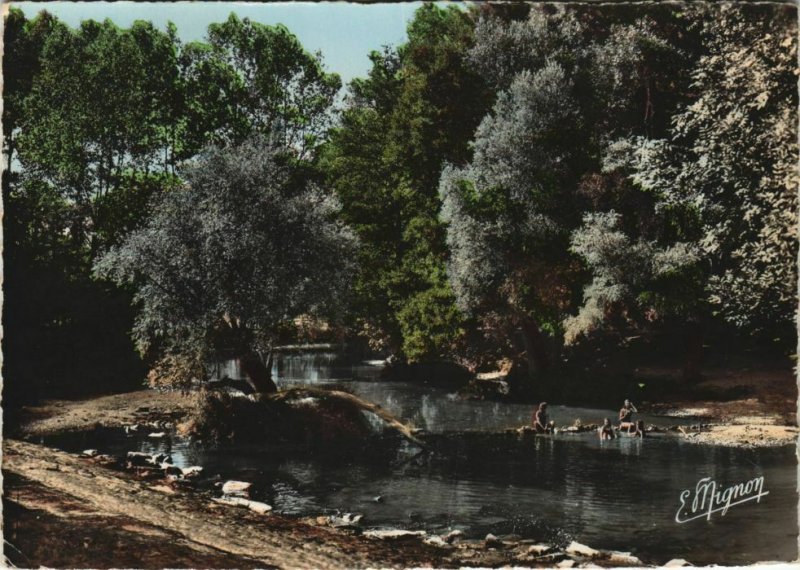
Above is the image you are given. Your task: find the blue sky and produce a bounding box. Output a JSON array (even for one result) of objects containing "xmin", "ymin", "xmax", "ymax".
[{"xmin": 13, "ymin": 1, "xmax": 460, "ymax": 83}]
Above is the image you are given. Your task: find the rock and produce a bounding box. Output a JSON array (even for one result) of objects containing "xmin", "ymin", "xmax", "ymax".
[
  {"xmin": 181, "ymin": 466, "xmax": 203, "ymax": 478},
  {"xmin": 328, "ymin": 513, "xmax": 363, "ymax": 527},
  {"xmin": 246, "ymin": 500, "xmax": 273, "ymax": 514},
  {"xmin": 373, "ymin": 495, "xmax": 384, "ymax": 503},
  {"xmin": 566, "ymin": 541, "xmax": 600, "ymax": 557},
  {"xmin": 212, "ymin": 496, "xmax": 250, "ymax": 508},
  {"xmin": 80, "ymin": 449, "xmax": 98, "ymax": 457},
  {"xmin": 424, "ymin": 535, "xmax": 450, "ymax": 548},
  {"xmin": 91, "ymin": 454, "xmax": 117, "ymax": 466},
  {"xmin": 664, "ymin": 559, "xmax": 693, "ymax": 567},
  {"xmin": 221, "ymin": 480, "xmax": 252, "ymax": 497},
  {"xmin": 363, "ymin": 529, "xmax": 426, "ymax": 539},
  {"xmin": 557, "ymin": 560, "xmax": 576, "ymax": 568},
  {"xmin": 608, "ymin": 551, "xmax": 643, "ymax": 565},
  {"xmin": 484, "ymin": 533, "xmax": 503, "ymax": 549},
  {"xmin": 211, "ymin": 496, "xmax": 272, "ymax": 514},
  {"xmin": 148, "ymin": 432, "xmax": 167, "ymax": 438},
  {"xmin": 443, "ymin": 529, "xmax": 464, "ymax": 544},
  {"xmin": 125, "ymin": 424, "xmax": 141, "ymax": 433},
  {"xmin": 527, "ymin": 544, "xmax": 553, "ymax": 555}
]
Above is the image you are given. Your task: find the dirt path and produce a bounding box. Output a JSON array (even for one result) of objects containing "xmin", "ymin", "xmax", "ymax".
[{"xmin": 2, "ymin": 439, "xmax": 450, "ymax": 569}]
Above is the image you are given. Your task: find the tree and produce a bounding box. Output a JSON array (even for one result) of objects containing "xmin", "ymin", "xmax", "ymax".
[
  {"xmin": 18, "ymin": 18, "xmax": 182, "ymax": 200},
  {"xmin": 439, "ymin": 61, "xmax": 587, "ymax": 376},
  {"xmin": 440, "ymin": 5, "xmax": 691, "ymax": 378},
  {"xmin": 567, "ymin": 4, "xmax": 798, "ymax": 349},
  {"xmin": 180, "ymin": 14, "xmax": 341, "ymax": 160},
  {"xmin": 95, "ymin": 138, "xmax": 358, "ymax": 393},
  {"xmin": 323, "ymin": 5, "xmax": 492, "ymax": 362},
  {"xmin": 3, "ymin": 8, "xmax": 59, "ymax": 171}
]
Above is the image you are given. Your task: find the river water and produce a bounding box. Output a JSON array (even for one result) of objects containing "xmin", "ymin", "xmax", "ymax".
[{"xmin": 48, "ymin": 352, "xmax": 798, "ymax": 565}]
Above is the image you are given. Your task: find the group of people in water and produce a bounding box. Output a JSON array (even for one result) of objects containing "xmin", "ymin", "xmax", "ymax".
[{"xmin": 531, "ymin": 399, "xmax": 645, "ymax": 439}]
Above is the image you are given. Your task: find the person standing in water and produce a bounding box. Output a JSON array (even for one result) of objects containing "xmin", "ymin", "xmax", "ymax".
[
  {"xmin": 618, "ymin": 399, "xmax": 638, "ymax": 433},
  {"xmin": 599, "ymin": 418, "xmax": 615, "ymax": 440},
  {"xmin": 532, "ymin": 402, "xmax": 554, "ymax": 433}
]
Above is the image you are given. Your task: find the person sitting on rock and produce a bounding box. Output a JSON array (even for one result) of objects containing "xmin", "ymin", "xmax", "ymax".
[
  {"xmin": 598, "ymin": 418, "xmax": 615, "ymax": 440},
  {"xmin": 618, "ymin": 399, "xmax": 638, "ymax": 433},
  {"xmin": 532, "ymin": 402, "xmax": 553, "ymax": 434}
]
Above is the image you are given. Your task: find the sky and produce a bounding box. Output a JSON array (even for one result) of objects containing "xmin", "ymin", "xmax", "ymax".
[{"xmin": 12, "ymin": 1, "xmax": 460, "ymax": 83}]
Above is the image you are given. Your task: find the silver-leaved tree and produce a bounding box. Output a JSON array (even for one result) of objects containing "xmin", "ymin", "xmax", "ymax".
[{"xmin": 95, "ymin": 137, "xmax": 358, "ymax": 393}]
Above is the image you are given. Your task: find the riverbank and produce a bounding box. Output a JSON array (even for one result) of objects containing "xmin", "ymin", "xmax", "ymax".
[
  {"xmin": 646, "ymin": 365, "xmax": 797, "ymax": 447},
  {"xmin": 3, "ymin": 439, "xmax": 655, "ymax": 568},
  {"xmin": 13, "ymin": 364, "xmax": 797, "ymax": 448}
]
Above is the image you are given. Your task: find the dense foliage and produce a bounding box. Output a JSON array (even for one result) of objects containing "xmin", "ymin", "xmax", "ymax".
[
  {"xmin": 323, "ymin": 4, "xmax": 492, "ymax": 362},
  {"xmin": 4, "ymin": 3, "xmax": 797, "ymax": 405},
  {"xmin": 96, "ymin": 139, "xmax": 357, "ymax": 392}
]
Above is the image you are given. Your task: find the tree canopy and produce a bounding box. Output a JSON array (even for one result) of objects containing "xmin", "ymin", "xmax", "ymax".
[
  {"xmin": 95, "ymin": 138, "xmax": 357, "ymax": 392},
  {"xmin": 4, "ymin": 3, "xmax": 797, "ymax": 403}
]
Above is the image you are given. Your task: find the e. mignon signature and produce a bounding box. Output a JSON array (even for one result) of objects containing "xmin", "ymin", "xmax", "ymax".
[{"xmin": 675, "ymin": 476, "xmax": 769, "ymax": 524}]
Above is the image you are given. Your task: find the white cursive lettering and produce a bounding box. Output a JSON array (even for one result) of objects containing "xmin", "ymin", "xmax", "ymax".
[{"xmin": 675, "ymin": 476, "xmax": 768, "ymax": 524}]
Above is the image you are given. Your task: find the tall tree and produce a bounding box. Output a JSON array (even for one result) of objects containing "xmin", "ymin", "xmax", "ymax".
[
  {"xmin": 565, "ymin": 4, "xmax": 797, "ymax": 377},
  {"xmin": 180, "ymin": 14, "xmax": 341, "ymax": 160},
  {"xmin": 324, "ymin": 5, "xmax": 492, "ymax": 362},
  {"xmin": 95, "ymin": 139, "xmax": 358, "ymax": 393},
  {"xmin": 440, "ymin": 5, "xmax": 688, "ymax": 378},
  {"xmin": 573, "ymin": 6, "xmax": 798, "ymax": 344}
]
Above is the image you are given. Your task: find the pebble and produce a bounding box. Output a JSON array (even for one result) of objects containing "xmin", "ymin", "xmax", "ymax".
[
  {"xmin": 212, "ymin": 496, "xmax": 272, "ymax": 514},
  {"xmin": 566, "ymin": 541, "xmax": 600, "ymax": 557},
  {"xmin": 363, "ymin": 529, "xmax": 426, "ymax": 539},
  {"xmin": 443, "ymin": 529, "xmax": 464, "ymax": 544},
  {"xmin": 527, "ymin": 544, "xmax": 552, "ymax": 555},
  {"xmin": 80, "ymin": 449, "xmax": 98, "ymax": 457},
  {"xmin": 608, "ymin": 551, "xmax": 644, "ymax": 565},
  {"xmin": 424, "ymin": 536, "xmax": 449, "ymax": 548},
  {"xmin": 664, "ymin": 559, "xmax": 693, "ymax": 567},
  {"xmin": 484, "ymin": 533, "xmax": 503, "ymax": 549},
  {"xmin": 221, "ymin": 480, "xmax": 252, "ymax": 497}
]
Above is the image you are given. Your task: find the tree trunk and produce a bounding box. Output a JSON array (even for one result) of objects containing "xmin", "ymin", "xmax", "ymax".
[
  {"xmin": 520, "ymin": 319, "xmax": 551, "ymax": 378},
  {"xmin": 239, "ymin": 351, "xmax": 278, "ymax": 394},
  {"xmin": 682, "ymin": 320, "xmax": 704, "ymax": 383}
]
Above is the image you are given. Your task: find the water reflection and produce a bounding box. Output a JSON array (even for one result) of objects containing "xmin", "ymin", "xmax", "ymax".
[{"xmin": 45, "ymin": 352, "xmax": 799, "ymax": 565}]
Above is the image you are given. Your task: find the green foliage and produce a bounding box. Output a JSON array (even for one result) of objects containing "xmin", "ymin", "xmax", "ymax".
[
  {"xmin": 571, "ymin": 4, "xmax": 798, "ymax": 342},
  {"xmin": 324, "ymin": 4, "xmax": 492, "ymax": 361},
  {"xmin": 5, "ymin": 9, "xmax": 345, "ymax": 401},
  {"xmin": 180, "ymin": 13, "xmax": 341, "ymax": 159},
  {"xmin": 95, "ymin": 138, "xmax": 358, "ymax": 383}
]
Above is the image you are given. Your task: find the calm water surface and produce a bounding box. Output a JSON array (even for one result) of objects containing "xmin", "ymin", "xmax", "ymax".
[{"xmin": 47, "ymin": 352, "xmax": 798, "ymax": 565}]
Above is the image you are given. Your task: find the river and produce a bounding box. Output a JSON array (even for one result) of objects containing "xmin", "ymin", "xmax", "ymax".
[{"xmin": 47, "ymin": 352, "xmax": 798, "ymax": 565}]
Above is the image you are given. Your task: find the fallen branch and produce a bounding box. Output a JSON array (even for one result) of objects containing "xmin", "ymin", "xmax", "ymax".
[{"xmin": 269, "ymin": 388, "xmax": 428, "ymax": 450}]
